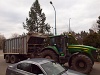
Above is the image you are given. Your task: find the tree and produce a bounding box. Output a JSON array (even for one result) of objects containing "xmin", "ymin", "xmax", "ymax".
[
  {"xmin": 83, "ymin": 33, "xmax": 100, "ymax": 48},
  {"xmin": 89, "ymin": 29, "xmax": 94, "ymax": 34},
  {"xmin": 0, "ymin": 34, "xmax": 6, "ymax": 50},
  {"xmin": 62, "ymin": 31, "xmax": 78, "ymax": 45},
  {"xmin": 97, "ymin": 16, "xmax": 100, "ymax": 34},
  {"xmin": 10, "ymin": 33, "xmax": 20, "ymax": 38},
  {"xmin": 75, "ymin": 33, "xmax": 83, "ymax": 44},
  {"xmin": 73, "ymin": 31, "xmax": 88, "ymax": 45},
  {"xmin": 23, "ymin": 0, "xmax": 51, "ymax": 34},
  {"xmin": 91, "ymin": 23, "xmax": 98, "ymax": 32}
]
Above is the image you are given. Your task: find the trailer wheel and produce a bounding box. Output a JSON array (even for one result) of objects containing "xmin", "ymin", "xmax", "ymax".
[
  {"xmin": 41, "ymin": 50, "xmax": 58, "ymax": 62},
  {"xmin": 71, "ymin": 54, "xmax": 92, "ymax": 74},
  {"xmin": 5, "ymin": 55, "xmax": 10, "ymax": 63},
  {"xmin": 10, "ymin": 55, "xmax": 18, "ymax": 64}
]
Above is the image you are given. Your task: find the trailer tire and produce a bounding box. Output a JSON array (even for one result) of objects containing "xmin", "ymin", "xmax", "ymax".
[
  {"xmin": 10, "ymin": 55, "xmax": 18, "ymax": 64},
  {"xmin": 71, "ymin": 54, "xmax": 92, "ymax": 74},
  {"xmin": 41, "ymin": 50, "xmax": 58, "ymax": 62},
  {"xmin": 5, "ymin": 55, "xmax": 10, "ymax": 63}
]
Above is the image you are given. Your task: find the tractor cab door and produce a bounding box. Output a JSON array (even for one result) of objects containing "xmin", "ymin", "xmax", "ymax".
[
  {"xmin": 49, "ymin": 36, "xmax": 63, "ymax": 52},
  {"xmin": 54, "ymin": 36, "xmax": 63, "ymax": 53}
]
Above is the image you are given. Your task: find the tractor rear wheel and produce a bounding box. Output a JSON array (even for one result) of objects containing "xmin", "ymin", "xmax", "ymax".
[
  {"xmin": 41, "ymin": 50, "xmax": 58, "ymax": 62},
  {"xmin": 71, "ymin": 54, "xmax": 92, "ymax": 74}
]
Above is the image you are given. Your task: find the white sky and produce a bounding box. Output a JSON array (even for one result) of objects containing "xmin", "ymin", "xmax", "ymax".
[{"xmin": 0, "ymin": 0, "xmax": 100, "ymax": 38}]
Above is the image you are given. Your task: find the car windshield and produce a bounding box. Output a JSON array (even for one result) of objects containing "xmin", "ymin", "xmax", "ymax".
[{"xmin": 41, "ymin": 61, "xmax": 66, "ymax": 75}]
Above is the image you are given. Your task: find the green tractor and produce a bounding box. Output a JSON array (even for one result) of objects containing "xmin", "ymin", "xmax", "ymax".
[{"xmin": 40, "ymin": 34, "xmax": 98, "ymax": 74}]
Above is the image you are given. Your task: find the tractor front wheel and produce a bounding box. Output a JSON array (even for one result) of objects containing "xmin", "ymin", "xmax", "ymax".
[{"xmin": 71, "ymin": 54, "xmax": 92, "ymax": 74}]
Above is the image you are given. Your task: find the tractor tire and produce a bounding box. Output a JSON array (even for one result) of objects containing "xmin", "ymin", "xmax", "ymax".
[
  {"xmin": 71, "ymin": 54, "xmax": 92, "ymax": 74},
  {"xmin": 10, "ymin": 55, "xmax": 18, "ymax": 64},
  {"xmin": 41, "ymin": 50, "xmax": 58, "ymax": 62},
  {"xmin": 5, "ymin": 55, "xmax": 10, "ymax": 63}
]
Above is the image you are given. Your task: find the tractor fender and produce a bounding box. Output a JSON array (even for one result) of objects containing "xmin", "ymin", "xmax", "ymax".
[{"xmin": 68, "ymin": 52, "xmax": 79, "ymax": 67}]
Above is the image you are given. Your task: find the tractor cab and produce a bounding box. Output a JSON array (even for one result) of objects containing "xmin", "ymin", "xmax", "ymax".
[{"xmin": 47, "ymin": 35, "xmax": 69, "ymax": 57}]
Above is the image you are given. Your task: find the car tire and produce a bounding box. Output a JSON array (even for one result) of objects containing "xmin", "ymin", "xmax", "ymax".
[
  {"xmin": 71, "ymin": 54, "xmax": 92, "ymax": 74},
  {"xmin": 41, "ymin": 50, "xmax": 58, "ymax": 62},
  {"xmin": 5, "ymin": 55, "xmax": 10, "ymax": 63},
  {"xmin": 10, "ymin": 55, "xmax": 18, "ymax": 64}
]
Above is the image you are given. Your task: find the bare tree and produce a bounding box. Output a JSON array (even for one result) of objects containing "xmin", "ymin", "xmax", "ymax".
[
  {"xmin": 91, "ymin": 23, "xmax": 98, "ymax": 32},
  {"xmin": 0, "ymin": 34, "xmax": 6, "ymax": 50},
  {"xmin": 11, "ymin": 33, "xmax": 20, "ymax": 38}
]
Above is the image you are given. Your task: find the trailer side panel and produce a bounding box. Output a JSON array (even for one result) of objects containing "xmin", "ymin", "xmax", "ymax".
[{"xmin": 3, "ymin": 36, "xmax": 27, "ymax": 54}]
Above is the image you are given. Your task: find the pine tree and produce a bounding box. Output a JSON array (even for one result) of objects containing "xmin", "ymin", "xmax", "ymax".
[
  {"xmin": 23, "ymin": 0, "xmax": 51, "ymax": 33},
  {"xmin": 97, "ymin": 16, "xmax": 100, "ymax": 34}
]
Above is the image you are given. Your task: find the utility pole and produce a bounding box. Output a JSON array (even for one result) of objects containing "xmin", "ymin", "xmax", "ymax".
[{"xmin": 69, "ymin": 18, "xmax": 71, "ymax": 33}]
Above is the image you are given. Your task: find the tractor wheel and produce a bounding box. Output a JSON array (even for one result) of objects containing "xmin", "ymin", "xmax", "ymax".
[
  {"xmin": 10, "ymin": 55, "xmax": 18, "ymax": 64},
  {"xmin": 41, "ymin": 50, "xmax": 58, "ymax": 62},
  {"xmin": 5, "ymin": 55, "xmax": 10, "ymax": 63},
  {"xmin": 71, "ymin": 54, "xmax": 92, "ymax": 74}
]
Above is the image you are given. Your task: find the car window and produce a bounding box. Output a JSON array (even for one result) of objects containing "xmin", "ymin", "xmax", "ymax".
[
  {"xmin": 17, "ymin": 63, "xmax": 31, "ymax": 72},
  {"xmin": 31, "ymin": 64, "xmax": 44, "ymax": 74},
  {"xmin": 17, "ymin": 63, "xmax": 44, "ymax": 75}
]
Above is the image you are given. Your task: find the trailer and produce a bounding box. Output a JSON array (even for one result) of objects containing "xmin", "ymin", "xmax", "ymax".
[{"xmin": 3, "ymin": 33, "xmax": 46, "ymax": 63}]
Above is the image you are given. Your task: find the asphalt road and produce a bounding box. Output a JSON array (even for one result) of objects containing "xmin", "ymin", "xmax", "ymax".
[
  {"xmin": 0, "ymin": 50, "xmax": 10, "ymax": 75},
  {"xmin": 0, "ymin": 50, "xmax": 100, "ymax": 75},
  {"xmin": 90, "ymin": 62, "xmax": 100, "ymax": 75}
]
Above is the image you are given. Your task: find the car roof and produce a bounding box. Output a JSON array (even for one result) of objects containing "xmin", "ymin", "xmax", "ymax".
[{"xmin": 19, "ymin": 58, "xmax": 54, "ymax": 65}]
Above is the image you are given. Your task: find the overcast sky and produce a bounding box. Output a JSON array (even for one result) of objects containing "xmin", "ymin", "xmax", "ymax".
[{"xmin": 0, "ymin": 0, "xmax": 100, "ymax": 38}]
